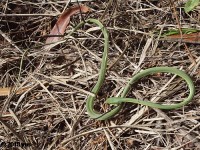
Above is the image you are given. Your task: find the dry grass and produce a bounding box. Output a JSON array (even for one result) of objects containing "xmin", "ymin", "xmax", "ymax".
[{"xmin": 0, "ymin": 0, "xmax": 200, "ymax": 149}]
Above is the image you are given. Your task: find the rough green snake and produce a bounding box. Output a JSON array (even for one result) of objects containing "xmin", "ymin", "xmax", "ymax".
[{"xmin": 70, "ymin": 19, "xmax": 195, "ymax": 120}]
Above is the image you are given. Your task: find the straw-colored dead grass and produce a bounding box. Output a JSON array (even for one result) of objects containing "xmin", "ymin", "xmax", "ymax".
[{"xmin": 0, "ymin": 0, "xmax": 200, "ymax": 149}]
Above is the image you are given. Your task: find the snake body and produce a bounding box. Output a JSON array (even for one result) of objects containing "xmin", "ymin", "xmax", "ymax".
[{"xmin": 71, "ymin": 19, "xmax": 195, "ymax": 120}]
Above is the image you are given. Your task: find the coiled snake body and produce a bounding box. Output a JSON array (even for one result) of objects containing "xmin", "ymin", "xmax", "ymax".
[{"xmin": 70, "ymin": 19, "xmax": 195, "ymax": 120}]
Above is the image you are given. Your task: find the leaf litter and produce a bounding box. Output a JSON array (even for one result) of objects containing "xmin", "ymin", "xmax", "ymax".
[{"xmin": 0, "ymin": 1, "xmax": 200, "ymax": 149}]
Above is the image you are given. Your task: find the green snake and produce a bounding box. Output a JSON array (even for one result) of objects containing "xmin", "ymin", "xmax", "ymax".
[{"xmin": 70, "ymin": 19, "xmax": 195, "ymax": 120}]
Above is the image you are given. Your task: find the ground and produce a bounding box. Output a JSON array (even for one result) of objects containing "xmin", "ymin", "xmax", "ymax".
[{"xmin": 0, "ymin": 0, "xmax": 200, "ymax": 150}]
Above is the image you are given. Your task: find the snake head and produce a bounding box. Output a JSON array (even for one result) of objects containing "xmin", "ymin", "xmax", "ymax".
[{"xmin": 105, "ymin": 97, "xmax": 122, "ymax": 104}]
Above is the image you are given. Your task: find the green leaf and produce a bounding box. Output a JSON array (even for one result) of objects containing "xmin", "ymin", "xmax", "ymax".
[
  {"xmin": 184, "ymin": 0, "xmax": 200, "ymax": 12},
  {"xmin": 163, "ymin": 29, "xmax": 180, "ymax": 36},
  {"xmin": 161, "ymin": 28, "xmax": 199, "ymax": 37}
]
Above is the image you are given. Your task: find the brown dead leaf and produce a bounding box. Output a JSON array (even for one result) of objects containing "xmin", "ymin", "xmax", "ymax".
[
  {"xmin": 0, "ymin": 87, "xmax": 13, "ymax": 96},
  {"xmin": 0, "ymin": 5, "xmax": 90, "ymax": 97},
  {"xmin": 0, "ymin": 87, "xmax": 31, "ymax": 96},
  {"xmin": 45, "ymin": 5, "xmax": 90, "ymax": 44},
  {"xmin": 162, "ymin": 32, "xmax": 200, "ymax": 44}
]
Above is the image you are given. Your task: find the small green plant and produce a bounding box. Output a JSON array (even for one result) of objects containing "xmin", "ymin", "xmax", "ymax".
[{"xmin": 184, "ymin": 0, "xmax": 200, "ymax": 12}]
